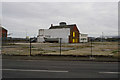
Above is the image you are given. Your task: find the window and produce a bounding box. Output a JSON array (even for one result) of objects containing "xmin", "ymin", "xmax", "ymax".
[
  {"xmin": 73, "ymin": 39, "xmax": 75, "ymax": 43},
  {"xmin": 73, "ymin": 32, "xmax": 75, "ymax": 37},
  {"xmin": 81, "ymin": 38, "xmax": 86, "ymax": 40}
]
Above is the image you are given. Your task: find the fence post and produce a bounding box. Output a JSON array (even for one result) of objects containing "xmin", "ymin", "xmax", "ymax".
[
  {"xmin": 30, "ymin": 38, "xmax": 32, "ymax": 56},
  {"xmin": 60, "ymin": 38, "xmax": 62, "ymax": 56},
  {"xmin": 90, "ymin": 38, "xmax": 95, "ymax": 60},
  {"xmin": 91, "ymin": 38, "xmax": 92, "ymax": 58}
]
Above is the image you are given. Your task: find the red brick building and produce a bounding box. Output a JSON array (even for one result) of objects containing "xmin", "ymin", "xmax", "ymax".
[{"xmin": 0, "ymin": 26, "xmax": 8, "ymax": 38}]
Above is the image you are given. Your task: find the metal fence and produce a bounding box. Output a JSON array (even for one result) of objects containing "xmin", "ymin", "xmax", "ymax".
[{"xmin": 1, "ymin": 37, "xmax": 119, "ymax": 58}]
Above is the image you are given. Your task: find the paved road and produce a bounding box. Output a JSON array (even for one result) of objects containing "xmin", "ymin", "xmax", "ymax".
[{"xmin": 2, "ymin": 59, "xmax": 119, "ymax": 78}]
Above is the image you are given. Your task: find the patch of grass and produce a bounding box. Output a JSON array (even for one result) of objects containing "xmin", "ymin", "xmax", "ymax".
[
  {"xmin": 22, "ymin": 46, "xmax": 35, "ymax": 48},
  {"xmin": 77, "ymin": 45, "xmax": 94, "ymax": 49},
  {"xmin": 50, "ymin": 45, "xmax": 94, "ymax": 49},
  {"xmin": 2, "ymin": 43, "xmax": 16, "ymax": 46},
  {"xmin": 22, "ymin": 46, "xmax": 29, "ymax": 48},
  {"xmin": 8, "ymin": 43, "xmax": 16, "ymax": 45},
  {"xmin": 31, "ymin": 46, "xmax": 35, "ymax": 48},
  {"xmin": 34, "ymin": 48, "xmax": 44, "ymax": 51},
  {"xmin": 51, "ymin": 51, "xmax": 56, "ymax": 52},
  {"xmin": 50, "ymin": 45, "xmax": 73, "ymax": 47},
  {"xmin": 112, "ymin": 50, "xmax": 119, "ymax": 54}
]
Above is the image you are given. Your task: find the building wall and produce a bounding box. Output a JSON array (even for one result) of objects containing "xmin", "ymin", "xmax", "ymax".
[
  {"xmin": 79, "ymin": 34, "xmax": 88, "ymax": 42},
  {"xmin": 69, "ymin": 26, "xmax": 79, "ymax": 43},
  {"xmin": 37, "ymin": 28, "xmax": 70, "ymax": 43},
  {"xmin": 2, "ymin": 29, "xmax": 7, "ymax": 38},
  {"xmin": 0, "ymin": 27, "xmax": 2, "ymax": 38},
  {"xmin": 0, "ymin": 27, "xmax": 7, "ymax": 38}
]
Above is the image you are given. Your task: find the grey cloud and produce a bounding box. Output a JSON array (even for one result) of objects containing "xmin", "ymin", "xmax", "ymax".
[{"xmin": 2, "ymin": 2, "xmax": 118, "ymax": 38}]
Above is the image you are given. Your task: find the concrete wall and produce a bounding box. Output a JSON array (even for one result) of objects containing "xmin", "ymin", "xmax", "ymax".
[
  {"xmin": 37, "ymin": 28, "xmax": 70, "ymax": 43},
  {"xmin": 79, "ymin": 34, "xmax": 88, "ymax": 42}
]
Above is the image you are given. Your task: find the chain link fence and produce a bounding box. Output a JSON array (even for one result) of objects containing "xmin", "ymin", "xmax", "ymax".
[{"xmin": 1, "ymin": 37, "xmax": 119, "ymax": 58}]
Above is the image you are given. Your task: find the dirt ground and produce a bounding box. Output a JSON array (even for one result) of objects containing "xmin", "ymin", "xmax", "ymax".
[{"xmin": 1, "ymin": 42, "xmax": 119, "ymax": 58}]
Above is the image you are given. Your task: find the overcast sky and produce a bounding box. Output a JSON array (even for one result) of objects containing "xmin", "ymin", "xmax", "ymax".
[{"xmin": 2, "ymin": 2, "xmax": 118, "ymax": 38}]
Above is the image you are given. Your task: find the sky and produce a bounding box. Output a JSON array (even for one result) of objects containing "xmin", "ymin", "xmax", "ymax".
[{"xmin": 1, "ymin": 2, "xmax": 118, "ymax": 38}]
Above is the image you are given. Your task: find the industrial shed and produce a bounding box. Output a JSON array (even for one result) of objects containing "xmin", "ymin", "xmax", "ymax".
[{"xmin": 37, "ymin": 22, "xmax": 88, "ymax": 43}]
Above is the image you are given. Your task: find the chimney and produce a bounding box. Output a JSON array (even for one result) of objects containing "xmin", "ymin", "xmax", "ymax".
[{"xmin": 51, "ymin": 24, "xmax": 53, "ymax": 27}]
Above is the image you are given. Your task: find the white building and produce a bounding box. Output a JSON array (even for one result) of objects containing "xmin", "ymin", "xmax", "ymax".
[
  {"xmin": 37, "ymin": 28, "xmax": 70, "ymax": 43},
  {"xmin": 37, "ymin": 22, "xmax": 88, "ymax": 43},
  {"xmin": 79, "ymin": 34, "xmax": 88, "ymax": 43}
]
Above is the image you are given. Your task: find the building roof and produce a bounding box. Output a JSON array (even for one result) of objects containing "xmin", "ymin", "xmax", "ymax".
[
  {"xmin": 0, "ymin": 26, "xmax": 8, "ymax": 31},
  {"xmin": 49, "ymin": 24, "xmax": 76, "ymax": 30}
]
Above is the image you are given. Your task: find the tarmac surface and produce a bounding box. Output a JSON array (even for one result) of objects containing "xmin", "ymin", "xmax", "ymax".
[{"xmin": 2, "ymin": 59, "xmax": 119, "ymax": 78}]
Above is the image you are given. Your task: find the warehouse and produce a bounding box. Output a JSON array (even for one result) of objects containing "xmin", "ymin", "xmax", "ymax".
[{"xmin": 37, "ymin": 22, "xmax": 88, "ymax": 43}]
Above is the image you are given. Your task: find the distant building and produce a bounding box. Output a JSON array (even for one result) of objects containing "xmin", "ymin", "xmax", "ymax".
[
  {"xmin": 0, "ymin": 26, "xmax": 8, "ymax": 39},
  {"xmin": 94, "ymin": 36, "xmax": 119, "ymax": 42},
  {"xmin": 79, "ymin": 34, "xmax": 88, "ymax": 42},
  {"xmin": 37, "ymin": 22, "xmax": 88, "ymax": 43}
]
